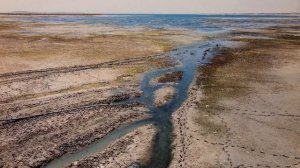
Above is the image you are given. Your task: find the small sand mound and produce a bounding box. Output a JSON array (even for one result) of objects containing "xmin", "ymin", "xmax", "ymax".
[{"xmin": 154, "ymin": 86, "xmax": 176, "ymax": 107}]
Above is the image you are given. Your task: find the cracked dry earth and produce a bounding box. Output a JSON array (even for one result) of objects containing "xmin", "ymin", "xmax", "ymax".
[{"xmin": 171, "ymin": 27, "xmax": 300, "ymax": 168}]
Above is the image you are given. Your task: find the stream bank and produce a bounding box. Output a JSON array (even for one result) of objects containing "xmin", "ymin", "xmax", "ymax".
[{"xmin": 170, "ymin": 26, "xmax": 300, "ymax": 168}]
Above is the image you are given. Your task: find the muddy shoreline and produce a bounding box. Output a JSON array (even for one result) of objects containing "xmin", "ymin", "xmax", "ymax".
[
  {"xmin": 170, "ymin": 26, "xmax": 300, "ymax": 167},
  {"xmin": 0, "ymin": 98, "xmax": 149, "ymax": 167},
  {"xmin": 66, "ymin": 125, "xmax": 156, "ymax": 168}
]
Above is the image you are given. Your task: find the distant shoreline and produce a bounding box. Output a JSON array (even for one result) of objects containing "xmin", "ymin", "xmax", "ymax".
[
  {"xmin": 0, "ymin": 13, "xmax": 103, "ymax": 16},
  {"xmin": 0, "ymin": 12, "xmax": 299, "ymax": 16}
]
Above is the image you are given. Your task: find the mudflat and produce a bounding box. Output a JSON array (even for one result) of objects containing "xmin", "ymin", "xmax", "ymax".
[
  {"xmin": 0, "ymin": 16, "xmax": 199, "ymax": 167},
  {"xmin": 0, "ymin": 15, "xmax": 202, "ymax": 73},
  {"xmin": 0, "ymin": 14, "xmax": 299, "ymax": 168},
  {"xmin": 171, "ymin": 26, "xmax": 300, "ymax": 167}
]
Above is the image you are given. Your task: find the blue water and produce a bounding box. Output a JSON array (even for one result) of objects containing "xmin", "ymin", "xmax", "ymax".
[{"xmin": 20, "ymin": 14, "xmax": 300, "ymax": 32}]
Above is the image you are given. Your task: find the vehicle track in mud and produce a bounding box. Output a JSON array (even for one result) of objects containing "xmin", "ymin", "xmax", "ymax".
[
  {"xmin": 0, "ymin": 52, "xmax": 157, "ymax": 167},
  {"xmin": 0, "ymin": 55, "xmax": 164, "ymax": 85}
]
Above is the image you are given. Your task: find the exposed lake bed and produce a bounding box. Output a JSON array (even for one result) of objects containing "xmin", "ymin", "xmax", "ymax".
[
  {"xmin": 171, "ymin": 26, "xmax": 300, "ymax": 167},
  {"xmin": 0, "ymin": 14, "xmax": 299, "ymax": 168}
]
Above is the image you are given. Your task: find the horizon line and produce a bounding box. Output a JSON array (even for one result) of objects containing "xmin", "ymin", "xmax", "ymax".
[{"xmin": 0, "ymin": 12, "xmax": 299, "ymax": 16}]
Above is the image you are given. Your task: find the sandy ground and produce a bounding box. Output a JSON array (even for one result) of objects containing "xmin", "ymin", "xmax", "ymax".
[
  {"xmin": 67, "ymin": 125, "xmax": 156, "ymax": 168},
  {"xmin": 154, "ymin": 86, "xmax": 176, "ymax": 107},
  {"xmin": 171, "ymin": 27, "xmax": 300, "ymax": 168},
  {"xmin": 0, "ymin": 15, "xmax": 203, "ymax": 73}
]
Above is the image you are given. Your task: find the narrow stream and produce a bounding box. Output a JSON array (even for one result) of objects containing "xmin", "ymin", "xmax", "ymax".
[
  {"xmin": 142, "ymin": 41, "xmax": 218, "ymax": 168},
  {"xmin": 46, "ymin": 40, "xmax": 233, "ymax": 168}
]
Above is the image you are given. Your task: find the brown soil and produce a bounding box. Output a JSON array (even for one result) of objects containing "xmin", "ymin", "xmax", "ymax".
[
  {"xmin": 171, "ymin": 26, "xmax": 300, "ymax": 168},
  {"xmin": 157, "ymin": 71, "xmax": 184, "ymax": 83}
]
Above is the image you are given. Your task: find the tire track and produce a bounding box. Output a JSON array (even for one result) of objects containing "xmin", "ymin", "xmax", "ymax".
[
  {"xmin": 0, "ymin": 93, "xmax": 142, "ymax": 124},
  {"xmin": 0, "ymin": 55, "xmax": 163, "ymax": 85}
]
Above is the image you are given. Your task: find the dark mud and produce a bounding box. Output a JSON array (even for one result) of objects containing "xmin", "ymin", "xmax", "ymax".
[{"xmin": 157, "ymin": 71, "xmax": 184, "ymax": 83}]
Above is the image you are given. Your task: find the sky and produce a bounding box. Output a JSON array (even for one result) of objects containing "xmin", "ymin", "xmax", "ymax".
[{"xmin": 0, "ymin": 0, "xmax": 299, "ymax": 14}]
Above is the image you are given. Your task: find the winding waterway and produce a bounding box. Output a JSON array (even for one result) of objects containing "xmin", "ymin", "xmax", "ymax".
[
  {"xmin": 46, "ymin": 39, "xmax": 239, "ymax": 168},
  {"xmin": 141, "ymin": 40, "xmax": 239, "ymax": 168},
  {"xmin": 11, "ymin": 13, "xmax": 298, "ymax": 168}
]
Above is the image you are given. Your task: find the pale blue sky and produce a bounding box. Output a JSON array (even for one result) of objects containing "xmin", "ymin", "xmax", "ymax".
[{"xmin": 1, "ymin": 0, "xmax": 299, "ymax": 13}]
